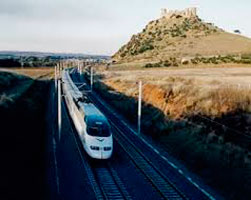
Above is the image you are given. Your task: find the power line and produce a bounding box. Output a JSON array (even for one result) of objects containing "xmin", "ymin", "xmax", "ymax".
[
  {"xmin": 194, "ymin": 113, "xmax": 251, "ymax": 139},
  {"xmin": 81, "ymin": 68, "xmax": 251, "ymax": 140}
]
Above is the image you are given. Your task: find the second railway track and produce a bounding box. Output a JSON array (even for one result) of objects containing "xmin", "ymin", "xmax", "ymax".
[
  {"xmin": 111, "ymin": 122, "xmax": 186, "ymax": 200},
  {"xmin": 86, "ymin": 93, "xmax": 187, "ymax": 200},
  {"xmin": 69, "ymin": 71, "xmax": 216, "ymax": 200}
]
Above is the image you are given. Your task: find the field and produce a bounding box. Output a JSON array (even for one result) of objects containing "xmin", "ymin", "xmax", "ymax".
[
  {"xmin": 10, "ymin": 67, "xmax": 54, "ymax": 79},
  {"xmin": 92, "ymin": 64, "xmax": 251, "ymax": 200}
]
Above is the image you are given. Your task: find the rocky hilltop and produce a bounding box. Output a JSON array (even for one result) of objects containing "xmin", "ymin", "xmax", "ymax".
[{"xmin": 113, "ymin": 8, "xmax": 251, "ymax": 64}]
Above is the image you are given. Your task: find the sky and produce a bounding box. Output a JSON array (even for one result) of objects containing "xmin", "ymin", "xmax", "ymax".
[{"xmin": 0, "ymin": 0, "xmax": 251, "ymax": 55}]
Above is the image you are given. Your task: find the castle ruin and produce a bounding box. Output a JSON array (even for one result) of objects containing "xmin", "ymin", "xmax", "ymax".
[{"xmin": 161, "ymin": 7, "xmax": 197, "ymax": 19}]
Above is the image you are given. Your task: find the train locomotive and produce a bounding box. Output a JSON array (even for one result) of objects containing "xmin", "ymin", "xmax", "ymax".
[{"xmin": 62, "ymin": 69, "xmax": 113, "ymax": 159}]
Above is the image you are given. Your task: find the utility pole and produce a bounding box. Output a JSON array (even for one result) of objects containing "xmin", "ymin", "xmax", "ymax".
[
  {"xmin": 54, "ymin": 65, "xmax": 58, "ymax": 90},
  {"xmin": 80, "ymin": 62, "xmax": 82, "ymax": 75},
  {"xmin": 78, "ymin": 60, "xmax": 80, "ymax": 73},
  {"xmin": 138, "ymin": 81, "xmax": 142, "ymax": 135},
  {"xmin": 20, "ymin": 57, "xmax": 24, "ymax": 68},
  {"xmin": 90, "ymin": 67, "xmax": 93, "ymax": 91},
  {"xmin": 58, "ymin": 67, "xmax": 61, "ymax": 142}
]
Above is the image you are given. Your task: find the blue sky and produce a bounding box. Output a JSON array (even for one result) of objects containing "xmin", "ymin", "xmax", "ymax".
[{"xmin": 0, "ymin": 0, "xmax": 250, "ymax": 55}]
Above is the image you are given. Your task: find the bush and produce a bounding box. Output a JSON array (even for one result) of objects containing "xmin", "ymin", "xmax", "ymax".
[
  {"xmin": 163, "ymin": 60, "xmax": 171, "ymax": 67},
  {"xmin": 120, "ymin": 52, "xmax": 126, "ymax": 58},
  {"xmin": 138, "ymin": 43, "xmax": 154, "ymax": 54},
  {"xmin": 182, "ymin": 60, "xmax": 189, "ymax": 65},
  {"xmin": 239, "ymin": 59, "xmax": 251, "ymax": 64},
  {"xmin": 0, "ymin": 59, "xmax": 21, "ymax": 68},
  {"xmin": 191, "ymin": 59, "xmax": 198, "ymax": 64},
  {"xmin": 144, "ymin": 63, "xmax": 154, "ymax": 68},
  {"xmin": 241, "ymin": 54, "xmax": 251, "ymax": 60}
]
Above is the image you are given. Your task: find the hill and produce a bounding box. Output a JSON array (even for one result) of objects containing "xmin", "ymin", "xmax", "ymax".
[{"xmin": 112, "ymin": 8, "xmax": 251, "ymax": 64}]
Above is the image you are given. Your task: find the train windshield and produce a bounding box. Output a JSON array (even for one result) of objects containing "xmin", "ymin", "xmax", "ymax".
[{"xmin": 86, "ymin": 116, "xmax": 111, "ymax": 137}]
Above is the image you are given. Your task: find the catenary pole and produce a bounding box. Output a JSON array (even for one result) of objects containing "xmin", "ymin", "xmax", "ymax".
[
  {"xmin": 58, "ymin": 68, "xmax": 61, "ymax": 141},
  {"xmin": 138, "ymin": 81, "xmax": 142, "ymax": 135},
  {"xmin": 90, "ymin": 67, "xmax": 93, "ymax": 91},
  {"xmin": 55, "ymin": 65, "xmax": 57, "ymax": 90}
]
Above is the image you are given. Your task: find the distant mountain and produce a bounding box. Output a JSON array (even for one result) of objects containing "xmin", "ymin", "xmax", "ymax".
[
  {"xmin": 113, "ymin": 8, "xmax": 251, "ymax": 63},
  {"xmin": 0, "ymin": 51, "xmax": 110, "ymax": 60}
]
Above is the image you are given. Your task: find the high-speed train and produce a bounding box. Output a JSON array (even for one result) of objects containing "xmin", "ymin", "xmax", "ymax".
[{"xmin": 62, "ymin": 69, "xmax": 113, "ymax": 159}]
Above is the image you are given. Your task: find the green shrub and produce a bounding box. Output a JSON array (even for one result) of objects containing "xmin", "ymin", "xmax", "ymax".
[
  {"xmin": 239, "ymin": 59, "xmax": 251, "ymax": 64},
  {"xmin": 144, "ymin": 63, "xmax": 154, "ymax": 68},
  {"xmin": 153, "ymin": 63, "xmax": 161, "ymax": 68},
  {"xmin": 191, "ymin": 59, "xmax": 198, "ymax": 64},
  {"xmin": 144, "ymin": 63, "xmax": 161, "ymax": 68},
  {"xmin": 241, "ymin": 54, "xmax": 251, "ymax": 60},
  {"xmin": 163, "ymin": 60, "xmax": 171, "ymax": 67},
  {"xmin": 120, "ymin": 52, "xmax": 126, "ymax": 57},
  {"xmin": 138, "ymin": 43, "xmax": 154, "ymax": 53},
  {"xmin": 182, "ymin": 60, "xmax": 189, "ymax": 65}
]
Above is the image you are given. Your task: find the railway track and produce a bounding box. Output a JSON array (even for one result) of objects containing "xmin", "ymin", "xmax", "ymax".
[
  {"xmin": 86, "ymin": 90, "xmax": 215, "ymax": 200},
  {"xmin": 93, "ymin": 162, "xmax": 132, "ymax": 200},
  {"xmin": 70, "ymin": 71, "xmax": 216, "ymax": 200},
  {"xmin": 87, "ymin": 94, "xmax": 186, "ymax": 200},
  {"xmin": 62, "ymin": 90, "xmax": 131, "ymax": 200},
  {"xmin": 112, "ymin": 124, "xmax": 185, "ymax": 199},
  {"xmin": 70, "ymin": 72, "xmax": 186, "ymax": 199}
]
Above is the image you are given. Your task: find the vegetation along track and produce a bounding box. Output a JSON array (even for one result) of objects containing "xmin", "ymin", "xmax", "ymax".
[{"xmin": 62, "ymin": 90, "xmax": 131, "ymax": 200}]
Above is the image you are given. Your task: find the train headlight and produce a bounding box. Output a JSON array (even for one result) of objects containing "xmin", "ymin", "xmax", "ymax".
[
  {"xmin": 90, "ymin": 146, "xmax": 100, "ymax": 151},
  {"xmin": 104, "ymin": 147, "xmax": 112, "ymax": 151}
]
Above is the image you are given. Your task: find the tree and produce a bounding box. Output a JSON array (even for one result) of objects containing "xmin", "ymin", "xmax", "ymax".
[{"xmin": 234, "ymin": 30, "xmax": 241, "ymax": 34}]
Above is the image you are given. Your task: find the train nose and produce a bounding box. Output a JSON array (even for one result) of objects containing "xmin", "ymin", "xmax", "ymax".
[
  {"xmin": 101, "ymin": 147, "xmax": 113, "ymax": 159},
  {"xmin": 88, "ymin": 146, "xmax": 112, "ymax": 159}
]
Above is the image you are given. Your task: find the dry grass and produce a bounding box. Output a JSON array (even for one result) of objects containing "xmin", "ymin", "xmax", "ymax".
[
  {"xmin": 96, "ymin": 66, "xmax": 251, "ymax": 118},
  {"xmin": 10, "ymin": 67, "xmax": 54, "ymax": 80},
  {"xmin": 0, "ymin": 72, "xmax": 34, "ymax": 107},
  {"xmin": 92, "ymin": 65, "xmax": 251, "ymax": 200},
  {"xmin": 0, "ymin": 67, "xmax": 53, "ymax": 108}
]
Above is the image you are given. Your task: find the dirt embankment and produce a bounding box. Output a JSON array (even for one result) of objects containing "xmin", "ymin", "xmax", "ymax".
[
  {"xmin": 92, "ymin": 76, "xmax": 251, "ymax": 200},
  {"xmin": 0, "ymin": 72, "xmax": 50, "ymax": 200}
]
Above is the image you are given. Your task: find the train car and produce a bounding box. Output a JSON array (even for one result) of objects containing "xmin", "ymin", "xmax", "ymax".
[{"xmin": 62, "ymin": 70, "xmax": 113, "ymax": 159}]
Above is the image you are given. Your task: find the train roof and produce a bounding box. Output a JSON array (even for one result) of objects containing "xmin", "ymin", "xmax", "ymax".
[
  {"xmin": 79, "ymin": 103, "xmax": 106, "ymax": 120},
  {"xmin": 62, "ymin": 69, "xmax": 108, "ymax": 123},
  {"xmin": 62, "ymin": 70, "xmax": 82, "ymax": 100}
]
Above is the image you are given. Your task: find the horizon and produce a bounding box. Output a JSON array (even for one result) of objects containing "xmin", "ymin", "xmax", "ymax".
[
  {"xmin": 0, "ymin": 50, "xmax": 110, "ymax": 56},
  {"xmin": 1, "ymin": 0, "xmax": 251, "ymax": 55}
]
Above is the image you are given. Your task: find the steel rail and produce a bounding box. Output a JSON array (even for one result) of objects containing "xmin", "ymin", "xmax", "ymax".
[
  {"xmin": 87, "ymin": 93, "xmax": 186, "ymax": 200},
  {"xmin": 62, "ymin": 79, "xmax": 131, "ymax": 200}
]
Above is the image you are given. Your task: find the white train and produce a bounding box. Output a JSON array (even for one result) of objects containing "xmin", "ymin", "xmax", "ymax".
[{"xmin": 62, "ymin": 69, "xmax": 113, "ymax": 159}]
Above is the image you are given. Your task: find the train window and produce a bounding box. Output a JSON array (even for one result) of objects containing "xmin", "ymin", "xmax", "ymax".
[
  {"xmin": 73, "ymin": 98, "xmax": 80, "ymax": 109},
  {"xmin": 86, "ymin": 117, "xmax": 111, "ymax": 137}
]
